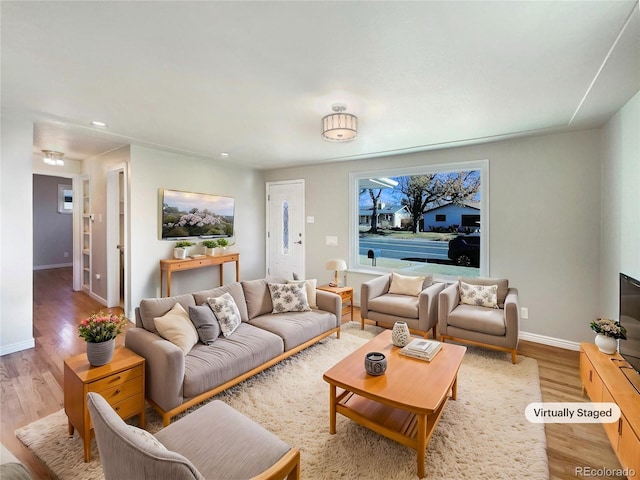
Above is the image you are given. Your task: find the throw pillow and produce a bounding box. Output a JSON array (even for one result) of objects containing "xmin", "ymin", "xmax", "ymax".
[
  {"xmin": 388, "ymin": 272, "xmax": 426, "ymax": 296},
  {"xmin": 207, "ymin": 292, "xmax": 242, "ymax": 337},
  {"xmin": 459, "ymin": 277, "xmax": 509, "ymax": 308},
  {"xmin": 188, "ymin": 305, "xmax": 221, "ymax": 345},
  {"xmin": 268, "ymin": 283, "xmax": 311, "ymax": 313},
  {"xmin": 459, "ymin": 280, "xmax": 499, "ymax": 308},
  {"xmin": 287, "ymin": 278, "xmax": 318, "ymax": 309},
  {"xmin": 154, "ymin": 303, "xmax": 199, "ymax": 355}
]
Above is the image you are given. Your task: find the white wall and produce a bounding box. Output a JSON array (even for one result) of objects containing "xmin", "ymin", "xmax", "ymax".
[
  {"xmin": 264, "ymin": 129, "xmax": 603, "ymax": 345},
  {"xmin": 601, "ymin": 91, "xmax": 640, "ymax": 317},
  {"xmin": 0, "ymin": 116, "xmax": 35, "ymax": 355},
  {"xmin": 128, "ymin": 145, "xmax": 265, "ymax": 315}
]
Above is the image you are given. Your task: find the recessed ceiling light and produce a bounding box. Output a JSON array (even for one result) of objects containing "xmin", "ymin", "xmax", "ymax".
[
  {"xmin": 91, "ymin": 120, "xmax": 107, "ymax": 127},
  {"xmin": 220, "ymin": 152, "xmax": 230, "ymax": 157}
]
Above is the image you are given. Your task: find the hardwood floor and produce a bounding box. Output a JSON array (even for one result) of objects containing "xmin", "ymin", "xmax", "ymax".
[
  {"xmin": 1, "ymin": 268, "xmax": 126, "ymax": 478},
  {"xmin": 0, "ymin": 268, "xmax": 625, "ymax": 479}
]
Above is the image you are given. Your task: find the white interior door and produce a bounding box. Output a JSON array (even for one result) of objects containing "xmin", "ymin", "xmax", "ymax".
[
  {"xmin": 266, "ymin": 180, "xmax": 305, "ymax": 279},
  {"xmin": 106, "ymin": 164, "xmax": 129, "ymax": 312}
]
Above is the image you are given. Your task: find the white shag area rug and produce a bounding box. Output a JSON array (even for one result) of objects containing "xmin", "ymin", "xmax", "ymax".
[{"xmin": 16, "ymin": 322, "xmax": 548, "ymax": 479}]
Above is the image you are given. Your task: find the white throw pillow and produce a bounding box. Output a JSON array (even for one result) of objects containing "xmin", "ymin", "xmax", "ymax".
[
  {"xmin": 153, "ymin": 303, "xmax": 199, "ymax": 354},
  {"xmin": 459, "ymin": 280, "xmax": 499, "ymax": 308},
  {"xmin": 207, "ymin": 292, "xmax": 242, "ymax": 337},
  {"xmin": 268, "ymin": 283, "xmax": 311, "ymax": 313},
  {"xmin": 388, "ymin": 272, "xmax": 425, "ymax": 296},
  {"xmin": 287, "ymin": 278, "xmax": 317, "ymax": 309}
]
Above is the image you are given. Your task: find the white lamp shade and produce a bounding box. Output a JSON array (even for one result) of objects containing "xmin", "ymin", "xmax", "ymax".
[{"xmin": 325, "ymin": 259, "xmax": 347, "ymax": 271}]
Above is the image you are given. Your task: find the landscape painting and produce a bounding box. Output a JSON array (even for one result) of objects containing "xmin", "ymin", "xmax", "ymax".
[{"xmin": 161, "ymin": 189, "xmax": 235, "ymax": 239}]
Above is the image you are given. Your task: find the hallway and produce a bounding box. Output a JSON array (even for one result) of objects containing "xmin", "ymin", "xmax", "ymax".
[{"xmin": 0, "ymin": 267, "xmax": 124, "ymax": 478}]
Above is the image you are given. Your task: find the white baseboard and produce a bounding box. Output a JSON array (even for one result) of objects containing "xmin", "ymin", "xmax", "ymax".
[
  {"xmin": 0, "ymin": 338, "xmax": 35, "ymax": 356},
  {"xmin": 89, "ymin": 291, "xmax": 108, "ymax": 306},
  {"xmin": 33, "ymin": 263, "xmax": 73, "ymax": 271},
  {"xmin": 519, "ymin": 330, "xmax": 581, "ymax": 351}
]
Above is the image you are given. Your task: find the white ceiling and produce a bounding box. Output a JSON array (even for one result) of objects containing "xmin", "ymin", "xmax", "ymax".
[{"xmin": 2, "ymin": 1, "xmax": 639, "ymax": 170}]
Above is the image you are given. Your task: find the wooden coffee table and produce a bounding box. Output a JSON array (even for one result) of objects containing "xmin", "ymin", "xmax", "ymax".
[{"xmin": 323, "ymin": 330, "xmax": 466, "ymax": 478}]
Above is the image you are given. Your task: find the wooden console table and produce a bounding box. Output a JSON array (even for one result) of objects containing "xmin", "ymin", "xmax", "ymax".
[
  {"xmin": 580, "ymin": 343, "xmax": 640, "ymax": 478},
  {"xmin": 160, "ymin": 253, "xmax": 240, "ymax": 297}
]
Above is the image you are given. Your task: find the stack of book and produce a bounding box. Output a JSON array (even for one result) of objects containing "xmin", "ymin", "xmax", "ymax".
[{"xmin": 399, "ymin": 338, "xmax": 442, "ymax": 362}]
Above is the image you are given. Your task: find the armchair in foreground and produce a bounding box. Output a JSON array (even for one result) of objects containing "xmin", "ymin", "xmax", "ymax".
[{"xmin": 87, "ymin": 392, "xmax": 300, "ymax": 480}]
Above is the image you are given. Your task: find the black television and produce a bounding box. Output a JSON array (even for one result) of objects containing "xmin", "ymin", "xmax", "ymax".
[
  {"xmin": 619, "ymin": 272, "xmax": 640, "ymax": 374},
  {"xmin": 160, "ymin": 189, "xmax": 235, "ymax": 240}
]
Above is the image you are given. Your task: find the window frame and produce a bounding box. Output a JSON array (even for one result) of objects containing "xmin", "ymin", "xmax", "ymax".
[{"xmin": 349, "ymin": 159, "xmax": 490, "ymax": 280}]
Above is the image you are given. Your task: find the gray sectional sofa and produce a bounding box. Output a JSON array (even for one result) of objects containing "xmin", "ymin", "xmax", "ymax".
[{"xmin": 125, "ymin": 278, "xmax": 341, "ymax": 425}]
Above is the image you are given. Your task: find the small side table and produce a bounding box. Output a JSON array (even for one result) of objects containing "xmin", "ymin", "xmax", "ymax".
[
  {"xmin": 317, "ymin": 285, "xmax": 354, "ymax": 322},
  {"xmin": 64, "ymin": 346, "xmax": 145, "ymax": 462}
]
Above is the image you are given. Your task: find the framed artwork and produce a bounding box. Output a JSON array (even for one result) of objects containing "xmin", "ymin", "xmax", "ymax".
[{"xmin": 58, "ymin": 184, "xmax": 73, "ymax": 214}]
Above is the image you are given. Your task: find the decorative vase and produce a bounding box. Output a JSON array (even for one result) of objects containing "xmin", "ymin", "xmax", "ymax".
[
  {"xmin": 86, "ymin": 338, "xmax": 115, "ymax": 366},
  {"xmin": 364, "ymin": 352, "xmax": 387, "ymax": 376},
  {"xmin": 595, "ymin": 334, "xmax": 617, "ymax": 355},
  {"xmin": 392, "ymin": 321, "xmax": 411, "ymax": 347},
  {"xmin": 204, "ymin": 247, "xmax": 215, "ymax": 256},
  {"xmin": 174, "ymin": 247, "xmax": 187, "ymax": 259}
]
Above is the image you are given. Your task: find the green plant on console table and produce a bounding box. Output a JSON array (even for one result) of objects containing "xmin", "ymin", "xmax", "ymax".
[
  {"xmin": 201, "ymin": 240, "xmax": 218, "ymax": 249},
  {"xmin": 216, "ymin": 238, "xmax": 230, "ymax": 247},
  {"xmin": 175, "ymin": 240, "xmax": 195, "ymax": 248}
]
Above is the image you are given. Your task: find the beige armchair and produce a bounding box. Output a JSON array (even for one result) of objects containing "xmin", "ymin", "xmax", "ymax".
[
  {"xmin": 87, "ymin": 392, "xmax": 300, "ymax": 480},
  {"xmin": 438, "ymin": 277, "xmax": 519, "ymax": 363},
  {"xmin": 360, "ymin": 273, "xmax": 445, "ymax": 338}
]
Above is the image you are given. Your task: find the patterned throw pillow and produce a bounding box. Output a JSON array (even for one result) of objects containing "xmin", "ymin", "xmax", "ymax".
[
  {"xmin": 287, "ymin": 279, "xmax": 317, "ymax": 309},
  {"xmin": 207, "ymin": 293, "xmax": 241, "ymax": 337},
  {"xmin": 268, "ymin": 283, "xmax": 311, "ymax": 313},
  {"xmin": 459, "ymin": 280, "xmax": 499, "ymax": 308}
]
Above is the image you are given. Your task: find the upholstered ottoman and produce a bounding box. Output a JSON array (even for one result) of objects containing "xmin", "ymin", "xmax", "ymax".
[{"xmin": 88, "ymin": 393, "xmax": 299, "ymax": 480}]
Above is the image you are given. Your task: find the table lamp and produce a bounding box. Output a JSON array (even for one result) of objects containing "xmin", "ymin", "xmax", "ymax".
[{"xmin": 325, "ymin": 259, "xmax": 347, "ymax": 287}]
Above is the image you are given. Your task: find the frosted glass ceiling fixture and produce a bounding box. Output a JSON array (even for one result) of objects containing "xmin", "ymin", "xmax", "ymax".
[
  {"xmin": 42, "ymin": 150, "xmax": 64, "ymax": 166},
  {"xmin": 322, "ymin": 104, "xmax": 357, "ymax": 142}
]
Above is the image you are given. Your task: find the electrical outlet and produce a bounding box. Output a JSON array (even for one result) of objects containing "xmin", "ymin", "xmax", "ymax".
[
  {"xmin": 63, "ymin": 251, "xmax": 69, "ymax": 258},
  {"xmin": 521, "ymin": 307, "xmax": 529, "ymax": 319},
  {"xmin": 95, "ymin": 273, "xmax": 101, "ymax": 280}
]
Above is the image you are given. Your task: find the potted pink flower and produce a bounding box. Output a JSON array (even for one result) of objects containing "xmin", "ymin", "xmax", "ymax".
[{"xmin": 78, "ymin": 311, "xmax": 127, "ymax": 366}]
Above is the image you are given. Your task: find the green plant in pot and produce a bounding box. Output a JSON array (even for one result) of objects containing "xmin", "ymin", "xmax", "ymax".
[
  {"xmin": 201, "ymin": 239, "xmax": 218, "ymax": 256},
  {"xmin": 174, "ymin": 240, "xmax": 195, "ymax": 259},
  {"xmin": 216, "ymin": 238, "xmax": 230, "ymax": 253}
]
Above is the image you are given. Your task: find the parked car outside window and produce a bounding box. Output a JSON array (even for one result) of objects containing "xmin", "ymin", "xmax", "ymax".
[{"xmin": 448, "ymin": 235, "xmax": 480, "ymax": 267}]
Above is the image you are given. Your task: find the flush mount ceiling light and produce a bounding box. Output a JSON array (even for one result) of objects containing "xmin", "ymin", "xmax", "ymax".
[
  {"xmin": 42, "ymin": 150, "xmax": 64, "ymax": 166},
  {"xmin": 322, "ymin": 104, "xmax": 357, "ymax": 142},
  {"xmin": 91, "ymin": 120, "xmax": 107, "ymax": 127}
]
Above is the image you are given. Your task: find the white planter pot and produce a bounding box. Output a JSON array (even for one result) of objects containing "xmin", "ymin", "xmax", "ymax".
[
  {"xmin": 174, "ymin": 247, "xmax": 187, "ymax": 259},
  {"xmin": 595, "ymin": 334, "xmax": 617, "ymax": 354},
  {"xmin": 204, "ymin": 247, "xmax": 216, "ymax": 256},
  {"xmin": 216, "ymin": 247, "xmax": 228, "ymax": 255}
]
